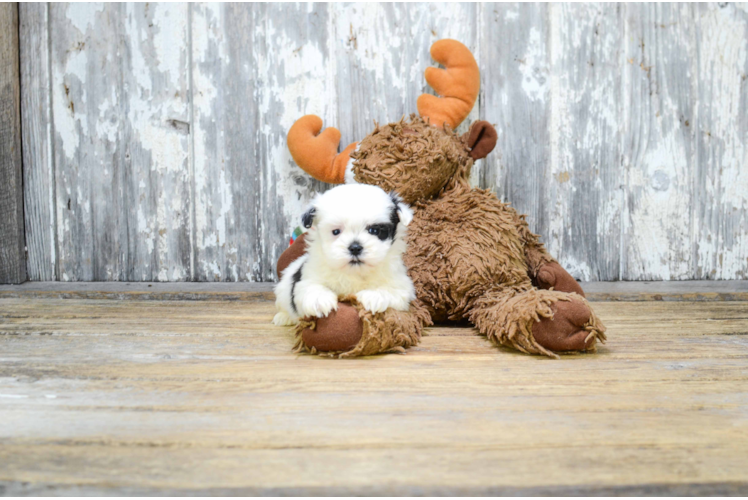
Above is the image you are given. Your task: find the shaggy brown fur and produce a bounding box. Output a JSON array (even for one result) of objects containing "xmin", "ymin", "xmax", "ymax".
[
  {"xmin": 352, "ymin": 116, "xmax": 472, "ymax": 205},
  {"xmin": 407, "ymin": 182, "xmax": 538, "ymax": 319}
]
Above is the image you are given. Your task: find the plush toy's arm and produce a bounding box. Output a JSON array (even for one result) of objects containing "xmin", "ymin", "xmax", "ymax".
[
  {"xmin": 519, "ymin": 222, "xmax": 556, "ymax": 278},
  {"xmin": 516, "ymin": 214, "xmax": 586, "ymax": 297}
]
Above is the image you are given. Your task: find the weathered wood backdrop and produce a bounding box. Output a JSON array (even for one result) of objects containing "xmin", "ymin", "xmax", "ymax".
[{"xmin": 18, "ymin": 3, "xmax": 748, "ymax": 282}]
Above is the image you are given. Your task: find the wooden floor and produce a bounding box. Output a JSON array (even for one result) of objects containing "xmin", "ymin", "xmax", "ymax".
[{"xmin": 1, "ymin": 287, "xmax": 748, "ymax": 495}]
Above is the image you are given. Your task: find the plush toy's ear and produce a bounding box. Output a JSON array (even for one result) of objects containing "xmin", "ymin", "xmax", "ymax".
[
  {"xmin": 464, "ymin": 120, "xmax": 497, "ymax": 160},
  {"xmin": 301, "ymin": 206, "xmax": 316, "ymax": 229}
]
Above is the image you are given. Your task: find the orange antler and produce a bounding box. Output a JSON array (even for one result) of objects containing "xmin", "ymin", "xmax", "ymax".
[
  {"xmin": 417, "ymin": 40, "xmax": 480, "ymax": 130},
  {"xmin": 287, "ymin": 115, "xmax": 357, "ymax": 184}
]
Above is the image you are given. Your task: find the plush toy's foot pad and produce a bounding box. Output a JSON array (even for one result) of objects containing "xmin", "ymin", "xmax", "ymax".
[
  {"xmin": 295, "ymin": 299, "xmax": 428, "ymax": 357},
  {"xmin": 532, "ymin": 296, "xmax": 606, "ymax": 353},
  {"xmin": 299, "ymin": 302, "xmax": 363, "ymax": 352}
]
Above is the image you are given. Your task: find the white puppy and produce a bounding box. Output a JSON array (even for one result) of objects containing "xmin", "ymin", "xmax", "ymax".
[{"xmin": 273, "ymin": 184, "xmax": 415, "ymax": 326}]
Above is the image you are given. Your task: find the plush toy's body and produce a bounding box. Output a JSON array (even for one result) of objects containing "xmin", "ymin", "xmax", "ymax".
[
  {"xmin": 405, "ymin": 155, "xmax": 604, "ymax": 357},
  {"xmin": 278, "ymin": 40, "xmax": 606, "ymax": 358}
]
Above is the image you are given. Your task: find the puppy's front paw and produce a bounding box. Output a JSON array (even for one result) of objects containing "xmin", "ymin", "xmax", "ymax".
[
  {"xmin": 272, "ymin": 311, "xmax": 296, "ymax": 326},
  {"xmin": 299, "ymin": 290, "xmax": 339, "ymax": 318},
  {"xmin": 356, "ymin": 290, "xmax": 391, "ymax": 314}
]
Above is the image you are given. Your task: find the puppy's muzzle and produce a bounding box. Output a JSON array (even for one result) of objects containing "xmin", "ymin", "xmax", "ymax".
[{"xmin": 348, "ymin": 241, "xmax": 363, "ymax": 257}]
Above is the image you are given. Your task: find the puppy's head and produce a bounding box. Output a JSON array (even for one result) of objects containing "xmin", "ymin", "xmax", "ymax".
[{"xmin": 301, "ymin": 184, "xmax": 413, "ymax": 271}]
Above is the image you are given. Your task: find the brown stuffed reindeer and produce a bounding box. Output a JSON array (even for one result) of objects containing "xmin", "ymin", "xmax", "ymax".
[{"xmin": 278, "ymin": 40, "xmax": 606, "ymax": 358}]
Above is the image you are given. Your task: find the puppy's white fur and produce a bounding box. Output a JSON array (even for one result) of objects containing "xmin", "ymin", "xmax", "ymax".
[{"xmin": 273, "ymin": 184, "xmax": 415, "ymax": 326}]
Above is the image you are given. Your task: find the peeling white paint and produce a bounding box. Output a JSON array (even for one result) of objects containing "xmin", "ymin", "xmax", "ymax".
[
  {"xmin": 96, "ymin": 99, "xmax": 118, "ymax": 143},
  {"xmin": 152, "ymin": 5, "xmax": 186, "ymax": 78},
  {"xmin": 628, "ymin": 138, "xmax": 692, "ymax": 279},
  {"xmin": 66, "ymin": 3, "xmax": 103, "ymax": 34},
  {"xmin": 53, "ymin": 49, "xmax": 88, "ymax": 161},
  {"xmin": 519, "ymin": 28, "xmax": 548, "ymax": 102}
]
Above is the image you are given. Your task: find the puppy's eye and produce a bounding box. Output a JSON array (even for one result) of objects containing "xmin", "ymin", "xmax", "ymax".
[
  {"xmin": 332, "ymin": 229, "xmax": 341, "ymax": 236},
  {"xmin": 368, "ymin": 226, "xmax": 390, "ymax": 240}
]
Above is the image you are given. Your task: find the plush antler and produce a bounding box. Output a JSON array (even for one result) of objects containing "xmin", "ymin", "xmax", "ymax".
[
  {"xmin": 287, "ymin": 115, "xmax": 357, "ymax": 184},
  {"xmin": 417, "ymin": 39, "xmax": 480, "ymax": 130}
]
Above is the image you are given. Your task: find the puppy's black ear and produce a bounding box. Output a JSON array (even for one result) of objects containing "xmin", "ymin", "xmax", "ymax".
[{"xmin": 301, "ymin": 207, "xmax": 316, "ymax": 229}]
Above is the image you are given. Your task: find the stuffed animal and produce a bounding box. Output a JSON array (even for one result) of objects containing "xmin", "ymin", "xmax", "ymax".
[{"xmin": 278, "ymin": 40, "xmax": 606, "ymax": 358}]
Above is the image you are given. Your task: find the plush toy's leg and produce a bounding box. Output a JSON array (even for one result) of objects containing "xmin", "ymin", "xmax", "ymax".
[
  {"xmin": 516, "ymin": 213, "xmax": 586, "ymax": 297},
  {"xmin": 295, "ymin": 299, "xmax": 430, "ymax": 357},
  {"xmin": 468, "ymin": 287, "xmax": 606, "ymax": 358}
]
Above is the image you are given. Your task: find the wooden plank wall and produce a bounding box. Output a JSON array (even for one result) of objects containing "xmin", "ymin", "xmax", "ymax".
[
  {"xmin": 0, "ymin": 3, "xmax": 26, "ymax": 284},
  {"xmin": 18, "ymin": 3, "xmax": 748, "ymax": 282}
]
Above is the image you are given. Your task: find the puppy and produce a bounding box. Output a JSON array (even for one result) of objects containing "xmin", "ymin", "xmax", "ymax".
[{"xmin": 273, "ymin": 184, "xmax": 415, "ymax": 326}]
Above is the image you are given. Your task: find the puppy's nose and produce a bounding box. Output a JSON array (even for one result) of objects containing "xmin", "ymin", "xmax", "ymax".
[{"xmin": 348, "ymin": 242, "xmax": 363, "ymax": 256}]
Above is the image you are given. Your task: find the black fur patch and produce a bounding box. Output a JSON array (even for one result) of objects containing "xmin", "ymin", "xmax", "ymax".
[
  {"xmin": 388, "ymin": 191, "xmax": 402, "ymax": 208},
  {"xmin": 367, "ymin": 223, "xmax": 395, "ymax": 241},
  {"xmin": 301, "ymin": 207, "xmax": 316, "ymax": 229},
  {"xmin": 290, "ymin": 264, "xmax": 303, "ymax": 314},
  {"xmin": 388, "ymin": 192, "xmax": 401, "ymax": 239}
]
